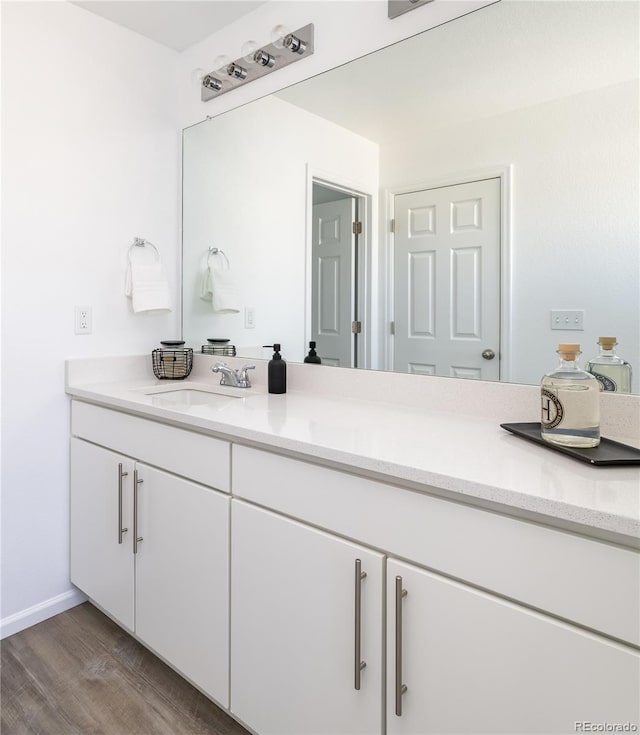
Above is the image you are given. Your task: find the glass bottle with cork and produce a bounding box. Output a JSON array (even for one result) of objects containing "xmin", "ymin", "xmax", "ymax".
[
  {"xmin": 585, "ymin": 337, "xmax": 632, "ymax": 394},
  {"xmin": 540, "ymin": 343, "xmax": 600, "ymax": 448}
]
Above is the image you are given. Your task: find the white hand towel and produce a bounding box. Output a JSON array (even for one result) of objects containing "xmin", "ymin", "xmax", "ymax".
[
  {"xmin": 125, "ymin": 261, "xmax": 171, "ymax": 313},
  {"xmin": 199, "ymin": 265, "xmax": 213, "ymax": 300},
  {"xmin": 200, "ymin": 259, "xmax": 240, "ymax": 314}
]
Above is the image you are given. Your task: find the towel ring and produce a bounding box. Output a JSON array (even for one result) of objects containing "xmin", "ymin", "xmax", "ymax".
[
  {"xmin": 129, "ymin": 237, "xmax": 160, "ymax": 262},
  {"xmin": 207, "ymin": 246, "xmax": 230, "ymax": 268}
]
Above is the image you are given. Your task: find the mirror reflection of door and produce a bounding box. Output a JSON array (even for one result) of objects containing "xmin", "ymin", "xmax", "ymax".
[
  {"xmin": 393, "ymin": 177, "xmax": 501, "ymax": 380},
  {"xmin": 311, "ymin": 184, "xmax": 360, "ymax": 367}
]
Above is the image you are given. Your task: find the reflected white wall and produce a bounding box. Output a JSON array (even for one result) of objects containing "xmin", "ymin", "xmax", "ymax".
[{"xmin": 183, "ymin": 96, "xmax": 379, "ymax": 363}]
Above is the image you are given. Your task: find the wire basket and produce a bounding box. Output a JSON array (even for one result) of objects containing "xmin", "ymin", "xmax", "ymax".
[
  {"xmin": 201, "ymin": 344, "xmax": 237, "ymax": 357},
  {"xmin": 152, "ymin": 348, "xmax": 193, "ymax": 380}
]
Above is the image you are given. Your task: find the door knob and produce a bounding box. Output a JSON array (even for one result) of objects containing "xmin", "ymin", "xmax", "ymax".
[{"xmin": 482, "ymin": 349, "xmax": 496, "ymax": 360}]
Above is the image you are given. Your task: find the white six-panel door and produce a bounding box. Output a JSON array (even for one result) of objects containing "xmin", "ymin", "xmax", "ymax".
[
  {"xmin": 393, "ymin": 178, "xmax": 501, "ymax": 379},
  {"xmin": 312, "ymin": 198, "xmax": 356, "ymax": 367}
]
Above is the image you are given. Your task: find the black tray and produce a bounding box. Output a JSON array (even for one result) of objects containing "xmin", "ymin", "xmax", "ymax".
[{"xmin": 500, "ymin": 422, "xmax": 640, "ymax": 466}]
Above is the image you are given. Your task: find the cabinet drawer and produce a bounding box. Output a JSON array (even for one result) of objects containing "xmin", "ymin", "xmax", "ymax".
[
  {"xmin": 72, "ymin": 401, "xmax": 230, "ymax": 492},
  {"xmin": 232, "ymin": 445, "xmax": 640, "ymax": 646}
]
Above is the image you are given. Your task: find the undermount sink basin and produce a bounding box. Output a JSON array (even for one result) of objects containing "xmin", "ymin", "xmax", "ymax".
[{"xmin": 136, "ymin": 383, "xmax": 244, "ymax": 409}]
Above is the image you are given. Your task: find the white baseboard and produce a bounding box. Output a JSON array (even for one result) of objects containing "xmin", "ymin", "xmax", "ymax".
[{"xmin": 1, "ymin": 588, "xmax": 87, "ymax": 640}]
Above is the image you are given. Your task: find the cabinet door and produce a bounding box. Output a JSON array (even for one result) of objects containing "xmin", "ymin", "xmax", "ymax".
[
  {"xmin": 231, "ymin": 500, "xmax": 384, "ymax": 735},
  {"xmin": 70, "ymin": 438, "xmax": 134, "ymax": 630},
  {"xmin": 387, "ymin": 559, "xmax": 640, "ymax": 735},
  {"xmin": 135, "ymin": 464, "xmax": 230, "ymax": 707}
]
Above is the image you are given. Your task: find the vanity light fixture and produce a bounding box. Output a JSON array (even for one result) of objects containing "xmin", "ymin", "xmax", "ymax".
[
  {"xmin": 254, "ymin": 49, "xmax": 276, "ymax": 68},
  {"xmin": 202, "ymin": 75, "xmax": 223, "ymax": 91},
  {"xmin": 283, "ymin": 33, "xmax": 306, "ymax": 54},
  {"xmin": 201, "ymin": 23, "xmax": 314, "ymax": 102},
  {"xmin": 226, "ymin": 62, "xmax": 248, "ymax": 80}
]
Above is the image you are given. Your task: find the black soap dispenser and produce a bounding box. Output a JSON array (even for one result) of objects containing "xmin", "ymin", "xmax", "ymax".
[
  {"xmin": 304, "ymin": 341, "xmax": 322, "ymax": 364},
  {"xmin": 264, "ymin": 343, "xmax": 287, "ymax": 394}
]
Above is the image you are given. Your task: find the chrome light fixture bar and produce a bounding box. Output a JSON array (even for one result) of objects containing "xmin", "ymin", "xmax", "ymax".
[
  {"xmin": 388, "ymin": 0, "xmax": 435, "ymax": 19},
  {"xmin": 201, "ymin": 24, "xmax": 314, "ymax": 102}
]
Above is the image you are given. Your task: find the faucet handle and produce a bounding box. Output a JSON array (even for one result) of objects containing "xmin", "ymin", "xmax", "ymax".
[
  {"xmin": 211, "ymin": 361, "xmax": 227, "ymax": 372},
  {"xmin": 239, "ymin": 364, "xmax": 255, "ymax": 388}
]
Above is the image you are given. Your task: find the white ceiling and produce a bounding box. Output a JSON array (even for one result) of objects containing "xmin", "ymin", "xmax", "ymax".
[
  {"xmin": 71, "ymin": 1, "xmax": 268, "ymax": 52},
  {"xmin": 276, "ymin": 1, "xmax": 638, "ymax": 145}
]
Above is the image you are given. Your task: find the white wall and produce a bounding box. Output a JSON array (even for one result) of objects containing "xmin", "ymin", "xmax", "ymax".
[
  {"xmin": 1, "ymin": 1, "xmax": 180, "ymax": 635},
  {"xmin": 182, "ymin": 95, "xmax": 379, "ymax": 362},
  {"xmin": 1, "ymin": 0, "xmax": 492, "ymax": 637}
]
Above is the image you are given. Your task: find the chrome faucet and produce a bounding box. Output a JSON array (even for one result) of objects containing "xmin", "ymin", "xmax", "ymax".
[{"xmin": 211, "ymin": 361, "xmax": 255, "ymax": 388}]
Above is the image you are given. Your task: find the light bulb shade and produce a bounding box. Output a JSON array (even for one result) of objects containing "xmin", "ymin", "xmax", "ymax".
[
  {"xmin": 270, "ymin": 24, "xmax": 291, "ymax": 49},
  {"xmin": 241, "ymin": 40, "xmax": 259, "ymax": 63},
  {"xmin": 213, "ymin": 54, "xmax": 232, "ymax": 70},
  {"xmin": 190, "ymin": 67, "xmax": 206, "ymax": 83}
]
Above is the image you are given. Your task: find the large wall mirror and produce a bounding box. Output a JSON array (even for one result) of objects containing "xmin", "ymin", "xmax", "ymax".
[{"xmin": 183, "ymin": 0, "xmax": 639, "ymax": 393}]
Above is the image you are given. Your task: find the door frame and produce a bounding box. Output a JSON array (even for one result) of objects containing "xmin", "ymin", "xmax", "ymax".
[
  {"xmin": 383, "ymin": 165, "xmax": 513, "ymax": 381},
  {"xmin": 305, "ymin": 165, "xmax": 375, "ymax": 369}
]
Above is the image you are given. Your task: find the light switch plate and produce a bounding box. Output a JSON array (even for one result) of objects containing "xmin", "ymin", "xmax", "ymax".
[
  {"xmin": 550, "ymin": 309, "xmax": 584, "ymax": 331},
  {"xmin": 244, "ymin": 307, "xmax": 255, "ymax": 329}
]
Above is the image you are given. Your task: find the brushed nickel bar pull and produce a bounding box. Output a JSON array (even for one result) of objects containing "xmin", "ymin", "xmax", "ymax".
[
  {"xmin": 133, "ymin": 470, "xmax": 143, "ymax": 554},
  {"xmin": 118, "ymin": 463, "xmax": 129, "ymax": 544},
  {"xmin": 395, "ymin": 575, "xmax": 408, "ymax": 716},
  {"xmin": 354, "ymin": 559, "xmax": 367, "ymax": 690}
]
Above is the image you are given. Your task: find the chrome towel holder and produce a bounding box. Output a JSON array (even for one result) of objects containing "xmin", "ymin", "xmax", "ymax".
[
  {"xmin": 129, "ymin": 237, "xmax": 160, "ymax": 261},
  {"xmin": 207, "ymin": 246, "xmax": 230, "ymax": 268}
]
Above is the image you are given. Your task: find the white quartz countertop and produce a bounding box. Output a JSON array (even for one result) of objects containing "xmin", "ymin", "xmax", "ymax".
[{"xmin": 66, "ymin": 360, "xmax": 640, "ymax": 545}]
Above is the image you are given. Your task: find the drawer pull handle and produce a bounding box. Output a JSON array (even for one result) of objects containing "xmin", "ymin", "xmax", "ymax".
[
  {"xmin": 133, "ymin": 470, "xmax": 143, "ymax": 554},
  {"xmin": 118, "ymin": 463, "xmax": 128, "ymax": 544},
  {"xmin": 354, "ymin": 558, "xmax": 367, "ymax": 690},
  {"xmin": 395, "ymin": 576, "xmax": 408, "ymax": 716}
]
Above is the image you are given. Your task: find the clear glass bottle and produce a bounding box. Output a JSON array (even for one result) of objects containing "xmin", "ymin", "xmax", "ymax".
[
  {"xmin": 541, "ymin": 343, "xmax": 600, "ymax": 448},
  {"xmin": 585, "ymin": 337, "xmax": 632, "ymax": 394}
]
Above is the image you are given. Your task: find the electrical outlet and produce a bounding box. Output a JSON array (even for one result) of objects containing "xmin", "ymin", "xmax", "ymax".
[
  {"xmin": 245, "ymin": 307, "xmax": 256, "ymax": 329},
  {"xmin": 550, "ymin": 309, "xmax": 584, "ymax": 331},
  {"xmin": 75, "ymin": 306, "xmax": 92, "ymax": 335}
]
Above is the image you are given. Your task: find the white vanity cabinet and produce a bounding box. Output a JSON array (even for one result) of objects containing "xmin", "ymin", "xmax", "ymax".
[
  {"xmin": 68, "ymin": 395, "xmax": 640, "ymax": 735},
  {"xmin": 230, "ymin": 500, "xmax": 384, "ymax": 735},
  {"xmin": 70, "ymin": 438, "xmax": 135, "ymax": 629},
  {"xmin": 232, "ymin": 444, "xmax": 640, "ymax": 735},
  {"xmin": 69, "ymin": 401, "xmax": 231, "ymax": 706},
  {"xmin": 133, "ymin": 462, "xmax": 229, "ymax": 704},
  {"xmin": 387, "ymin": 558, "xmax": 640, "ymax": 734}
]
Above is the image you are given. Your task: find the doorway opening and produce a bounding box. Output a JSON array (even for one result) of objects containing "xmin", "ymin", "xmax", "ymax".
[{"xmin": 309, "ymin": 178, "xmax": 370, "ymax": 368}]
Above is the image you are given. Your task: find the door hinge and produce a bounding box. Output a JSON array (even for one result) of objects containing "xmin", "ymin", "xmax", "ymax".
[
  {"xmin": 351, "ymin": 321, "xmax": 362, "ymax": 334},
  {"xmin": 390, "ymin": 218, "xmax": 395, "ymax": 233},
  {"xmin": 390, "ymin": 321, "xmax": 395, "ymax": 336},
  {"xmin": 352, "ymin": 221, "xmax": 363, "ymax": 235}
]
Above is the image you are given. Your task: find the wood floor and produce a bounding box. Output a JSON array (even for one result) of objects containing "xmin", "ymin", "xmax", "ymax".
[{"xmin": 1, "ymin": 602, "xmax": 252, "ymax": 735}]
